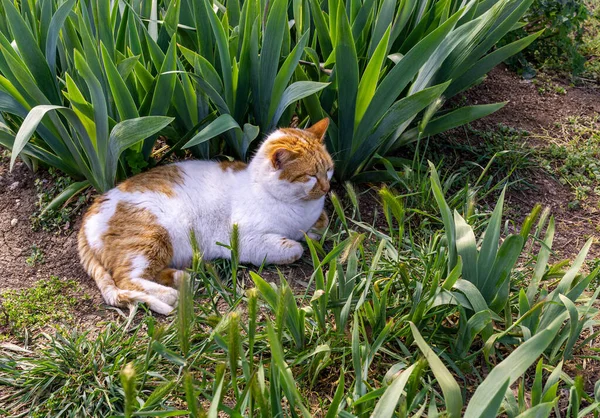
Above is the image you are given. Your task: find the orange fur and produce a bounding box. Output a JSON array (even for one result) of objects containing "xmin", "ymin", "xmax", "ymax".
[
  {"xmin": 313, "ymin": 211, "xmax": 328, "ymax": 230},
  {"xmin": 265, "ymin": 119, "xmax": 334, "ymax": 201},
  {"xmin": 99, "ymin": 202, "xmax": 173, "ymax": 287},
  {"xmin": 118, "ymin": 165, "xmax": 183, "ymax": 197},
  {"xmin": 219, "ymin": 161, "xmax": 248, "ymax": 172}
]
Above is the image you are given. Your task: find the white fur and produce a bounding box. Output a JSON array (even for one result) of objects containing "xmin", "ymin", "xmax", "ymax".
[{"xmin": 87, "ymin": 131, "xmax": 330, "ymax": 268}]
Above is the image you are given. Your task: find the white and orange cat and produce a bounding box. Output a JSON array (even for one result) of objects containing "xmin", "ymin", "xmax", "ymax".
[{"xmin": 78, "ymin": 119, "xmax": 333, "ymax": 314}]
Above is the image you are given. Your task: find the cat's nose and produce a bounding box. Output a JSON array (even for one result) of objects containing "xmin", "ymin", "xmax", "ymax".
[{"xmin": 319, "ymin": 181, "xmax": 330, "ymax": 194}]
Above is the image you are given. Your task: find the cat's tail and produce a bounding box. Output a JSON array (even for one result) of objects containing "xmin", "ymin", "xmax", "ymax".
[{"xmin": 77, "ymin": 229, "xmax": 172, "ymax": 314}]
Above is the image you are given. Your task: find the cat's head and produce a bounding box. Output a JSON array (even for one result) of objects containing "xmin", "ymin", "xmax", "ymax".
[{"xmin": 251, "ymin": 118, "xmax": 334, "ymax": 202}]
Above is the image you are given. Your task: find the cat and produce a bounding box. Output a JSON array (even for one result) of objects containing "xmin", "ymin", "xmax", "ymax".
[{"xmin": 78, "ymin": 118, "xmax": 333, "ymax": 315}]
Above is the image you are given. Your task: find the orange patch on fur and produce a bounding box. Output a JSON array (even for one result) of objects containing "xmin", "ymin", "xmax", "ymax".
[
  {"xmin": 118, "ymin": 165, "xmax": 183, "ymax": 197},
  {"xmin": 219, "ymin": 160, "xmax": 248, "ymax": 172},
  {"xmin": 156, "ymin": 268, "xmax": 180, "ymax": 288},
  {"xmin": 98, "ymin": 202, "xmax": 174, "ymax": 288},
  {"xmin": 313, "ymin": 211, "xmax": 328, "ymax": 230},
  {"xmin": 280, "ymin": 238, "xmax": 297, "ymax": 249}
]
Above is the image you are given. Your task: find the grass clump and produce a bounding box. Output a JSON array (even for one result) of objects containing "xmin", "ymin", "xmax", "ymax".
[{"xmin": 0, "ymin": 276, "xmax": 81, "ymax": 339}]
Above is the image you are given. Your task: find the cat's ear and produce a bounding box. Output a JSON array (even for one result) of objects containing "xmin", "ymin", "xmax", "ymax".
[
  {"xmin": 305, "ymin": 118, "xmax": 329, "ymax": 141},
  {"xmin": 270, "ymin": 148, "xmax": 297, "ymax": 170}
]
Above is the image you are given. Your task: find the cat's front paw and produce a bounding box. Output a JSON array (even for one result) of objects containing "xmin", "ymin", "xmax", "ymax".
[{"xmin": 274, "ymin": 238, "xmax": 303, "ymax": 264}]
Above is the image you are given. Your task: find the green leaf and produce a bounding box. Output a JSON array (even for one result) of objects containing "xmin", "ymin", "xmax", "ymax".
[
  {"xmin": 429, "ymin": 162, "xmax": 457, "ymax": 270},
  {"xmin": 410, "ymin": 322, "xmax": 462, "ymax": 418},
  {"xmin": 101, "ymin": 44, "xmax": 139, "ymax": 121},
  {"xmin": 527, "ymin": 217, "xmax": 555, "ymax": 304},
  {"xmin": 354, "ymin": 11, "xmax": 460, "ymax": 144},
  {"xmin": 464, "ymin": 316, "xmax": 564, "ymax": 418},
  {"xmin": 335, "ymin": 1, "xmax": 359, "ymax": 161},
  {"xmin": 207, "ymin": 370, "xmax": 225, "ymax": 418},
  {"xmin": 400, "ymin": 102, "xmax": 507, "ymax": 145},
  {"xmin": 265, "ymin": 322, "xmax": 312, "ymax": 418},
  {"xmin": 141, "ymin": 381, "xmax": 177, "ymax": 410},
  {"xmin": 258, "ymin": 0, "xmax": 287, "ymax": 123},
  {"xmin": 10, "ymin": 105, "xmax": 97, "ymax": 186},
  {"xmin": 269, "ymin": 81, "xmax": 330, "ymax": 130},
  {"xmin": 355, "ymin": 26, "xmax": 390, "ymax": 125},
  {"xmin": 370, "ymin": 363, "xmax": 417, "ymax": 418},
  {"xmin": 151, "ymin": 341, "xmax": 187, "ymax": 366},
  {"xmin": 182, "ymin": 114, "xmax": 241, "ymax": 149},
  {"xmin": 357, "ymin": 82, "xmax": 449, "ymax": 162},
  {"xmin": 478, "ymin": 187, "xmax": 506, "ymax": 282},
  {"xmin": 150, "ymin": 36, "xmax": 178, "ymax": 117},
  {"xmin": 308, "ymin": 0, "xmax": 333, "ymax": 57},
  {"xmin": 367, "ymin": 0, "xmax": 395, "ymax": 57},
  {"xmin": 107, "ymin": 116, "xmax": 174, "ymax": 184},
  {"xmin": 2, "ymin": 0, "xmax": 60, "ymax": 104},
  {"xmin": 448, "ymin": 30, "xmax": 543, "ymax": 97},
  {"xmin": 267, "ymin": 31, "xmax": 310, "ymax": 124},
  {"xmin": 45, "ymin": 0, "xmax": 76, "ymax": 73},
  {"xmin": 454, "ymin": 211, "xmax": 479, "ymax": 287},
  {"xmin": 74, "ymin": 50, "xmax": 109, "ymax": 173},
  {"xmin": 40, "ymin": 180, "xmax": 89, "ymax": 217},
  {"xmin": 324, "ymin": 369, "xmax": 346, "ymax": 418},
  {"xmin": 485, "ymin": 235, "xmax": 524, "ymax": 310},
  {"xmin": 457, "ymin": 310, "xmax": 492, "ymax": 355},
  {"xmin": 514, "ymin": 402, "xmax": 556, "ymax": 418}
]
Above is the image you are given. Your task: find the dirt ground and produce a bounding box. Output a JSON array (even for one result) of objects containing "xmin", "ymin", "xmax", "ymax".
[
  {"xmin": 0, "ymin": 65, "xmax": 599, "ymax": 318},
  {"xmin": 463, "ymin": 65, "xmax": 600, "ymax": 262},
  {"xmin": 0, "ymin": 160, "xmax": 109, "ymax": 328}
]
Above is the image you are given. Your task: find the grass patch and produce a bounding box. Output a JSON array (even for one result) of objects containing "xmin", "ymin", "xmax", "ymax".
[
  {"xmin": 1, "ymin": 170, "xmax": 598, "ymax": 417},
  {"xmin": 423, "ymin": 124, "xmax": 535, "ymax": 191},
  {"xmin": 537, "ymin": 114, "xmax": 600, "ymax": 202},
  {"xmin": 0, "ymin": 276, "xmax": 83, "ymax": 340}
]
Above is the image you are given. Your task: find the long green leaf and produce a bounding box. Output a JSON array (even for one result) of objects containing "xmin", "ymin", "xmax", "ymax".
[
  {"xmin": 410, "ymin": 322, "xmax": 462, "ymax": 418},
  {"xmin": 370, "ymin": 364, "xmax": 417, "ymax": 418},
  {"xmin": 45, "ymin": 0, "xmax": 76, "ymax": 73},
  {"xmin": 107, "ymin": 116, "xmax": 174, "ymax": 184},
  {"xmin": 269, "ymin": 81, "xmax": 329, "ymax": 130},
  {"xmin": 454, "ymin": 210, "xmax": 479, "ymax": 287},
  {"xmin": 464, "ymin": 316, "xmax": 564, "ymax": 418},
  {"xmin": 335, "ymin": 0, "xmax": 359, "ymax": 163},
  {"xmin": 399, "ymin": 102, "xmax": 507, "ymax": 145},
  {"xmin": 182, "ymin": 114, "xmax": 241, "ymax": 149}
]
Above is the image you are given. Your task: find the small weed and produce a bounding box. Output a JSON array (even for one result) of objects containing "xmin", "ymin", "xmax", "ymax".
[
  {"xmin": 554, "ymin": 85, "xmax": 567, "ymax": 95},
  {"xmin": 30, "ymin": 168, "xmax": 88, "ymax": 233},
  {"xmin": 0, "ymin": 276, "xmax": 82, "ymax": 339},
  {"xmin": 25, "ymin": 245, "xmax": 44, "ymax": 267},
  {"xmin": 533, "ymin": 74, "xmax": 569, "ymax": 96},
  {"xmin": 538, "ymin": 114, "xmax": 600, "ymax": 199}
]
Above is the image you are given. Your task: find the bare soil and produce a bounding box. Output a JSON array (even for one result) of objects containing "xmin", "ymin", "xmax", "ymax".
[
  {"xmin": 0, "ymin": 157, "xmax": 111, "ymax": 332},
  {"xmin": 463, "ymin": 65, "xmax": 600, "ymax": 262}
]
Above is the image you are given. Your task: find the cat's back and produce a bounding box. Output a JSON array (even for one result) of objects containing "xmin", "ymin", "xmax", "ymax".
[{"xmin": 81, "ymin": 160, "xmax": 248, "ymax": 249}]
